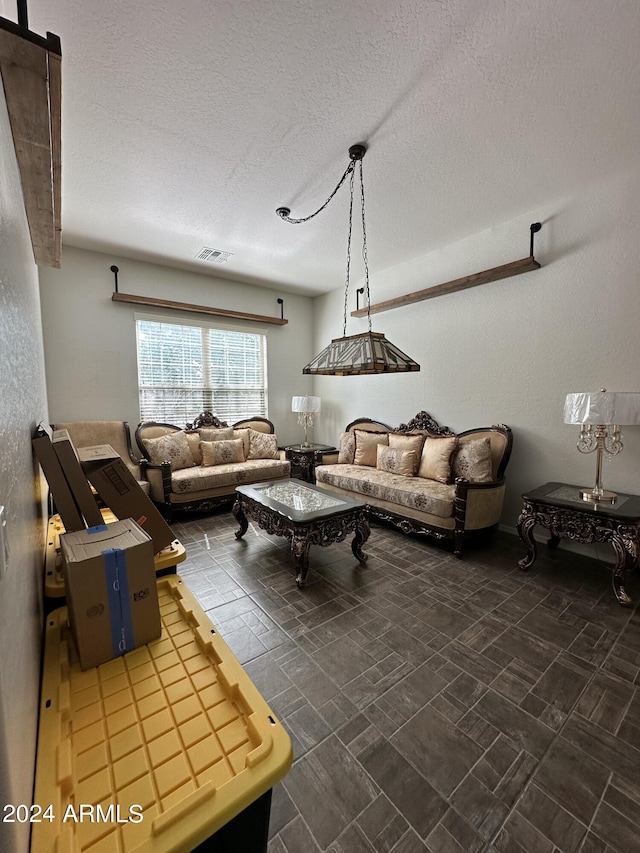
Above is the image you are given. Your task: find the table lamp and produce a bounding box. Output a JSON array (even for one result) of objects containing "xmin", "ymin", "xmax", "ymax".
[
  {"xmin": 291, "ymin": 396, "xmax": 321, "ymax": 448},
  {"xmin": 564, "ymin": 389, "xmax": 640, "ymax": 503}
]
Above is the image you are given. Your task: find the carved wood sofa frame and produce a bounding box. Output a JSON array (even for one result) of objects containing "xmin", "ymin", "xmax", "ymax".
[
  {"xmin": 320, "ymin": 410, "xmax": 513, "ymax": 557},
  {"xmin": 136, "ymin": 415, "xmax": 283, "ymax": 519}
]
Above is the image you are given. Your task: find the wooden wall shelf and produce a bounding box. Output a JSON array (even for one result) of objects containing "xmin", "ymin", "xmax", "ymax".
[
  {"xmin": 351, "ymin": 255, "xmax": 540, "ymax": 318},
  {"xmin": 112, "ymin": 292, "xmax": 288, "ymax": 325},
  {"xmin": 0, "ymin": 17, "xmax": 62, "ymax": 268}
]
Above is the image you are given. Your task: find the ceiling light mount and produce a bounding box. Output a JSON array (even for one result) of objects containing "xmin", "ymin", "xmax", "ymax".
[{"xmin": 276, "ymin": 142, "xmax": 419, "ymax": 375}]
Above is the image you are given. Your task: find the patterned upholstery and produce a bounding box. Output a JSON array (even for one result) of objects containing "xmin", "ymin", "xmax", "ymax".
[
  {"xmin": 172, "ymin": 459, "xmax": 290, "ymax": 492},
  {"xmin": 316, "ymin": 464, "xmax": 454, "ymax": 518},
  {"xmin": 135, "ymin": 416, "xmax": 290, "ymax": 516}
]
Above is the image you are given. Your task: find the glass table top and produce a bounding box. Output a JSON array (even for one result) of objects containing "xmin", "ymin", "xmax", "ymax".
[
  {"xmin": 259, "ymin": 480, "xmax": 346, "ymax": 512},
  {"xmin": 547, "ymin": 485, "xmax": 630, "ymax": 509}
]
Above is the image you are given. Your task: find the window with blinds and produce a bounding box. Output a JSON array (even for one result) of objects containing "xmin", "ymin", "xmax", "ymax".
[{"xmin": 135, "ymin": 316, "xmax": 268, "ymax": 425}]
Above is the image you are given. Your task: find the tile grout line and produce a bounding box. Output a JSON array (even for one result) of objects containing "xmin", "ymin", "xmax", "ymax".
[
  {"xmin": 184, "ymin": 521, "xmax": 639, "ymax": 852},
  {"xmin": 479, "ymin": 594, "xmax": 640, "ymax": 853}
]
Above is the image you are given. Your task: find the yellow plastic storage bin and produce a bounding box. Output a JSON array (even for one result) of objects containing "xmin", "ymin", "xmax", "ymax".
[{"xmin": 31, "ymin": 575, "xmax": 293, "ymax": 852}]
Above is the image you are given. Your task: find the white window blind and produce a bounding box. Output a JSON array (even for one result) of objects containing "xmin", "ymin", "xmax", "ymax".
[{"xmin": 135, "ymin": 317, "xmax": 267, "ymax": 425}]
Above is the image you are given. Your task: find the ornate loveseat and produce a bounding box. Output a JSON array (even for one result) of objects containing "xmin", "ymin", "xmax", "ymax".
[
  {"xmin": 315, "ymin": 411, "xmax": 513, "ymax": 556},
  {"xmin": 136, "ymin": 413, "xmax": 290, "ymax": 519}
]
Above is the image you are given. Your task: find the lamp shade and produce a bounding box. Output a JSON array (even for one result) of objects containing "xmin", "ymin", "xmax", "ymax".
[
  {"xmin": 292, "ymin": 395, "xmax": 321, "ymax": 414},
  {"xmin": 564, "ymin": 391, "xmax": 640, "ymax": 425},
  {"xmin": 303, "ymin": 331, "xmax": 420, "ymax": 376}
]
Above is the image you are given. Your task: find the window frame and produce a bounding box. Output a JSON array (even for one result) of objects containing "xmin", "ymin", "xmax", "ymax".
[{"xmin": 134, "ymin": 312, "xmax": 269, "ymax": 426}]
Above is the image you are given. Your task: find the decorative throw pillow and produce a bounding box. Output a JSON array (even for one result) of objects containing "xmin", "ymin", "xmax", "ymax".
[
  {"xmin": 142, "ymin": 431, "xmax": 195, "ymax": 470},
  {"xmin": 199, "ymin": 427, "xmax": 234, "ymax": 442},
  {"xmin": 376, "ymin": 445, "xmax": 415, "ymax": 477},
  {"xmin": 338, "ymin": 431, "xmax": 356, "ymax": 464},
  {"xmin": 185, "ymin": 431, "xmax": 204, "ymax": 465},
  {"xmin": 417, "ymin": 435, "xmax": 458, "ymax": 483},
  {"xmin": 388, "ymin": 432, "xmax": 425, "ymax": 474},
  {"xmin": 353, "ymin": 430, "xmax": 389, "ymax": 466},
  {"xmin": 201, "ymin": 438, "xmax": 245, "ymax": 467},
  {"xmin": 453, "ymin": 437, "xmax": 493, "ymax": 483},
  {"xmin": 247, "ymin": 429, "xmax": 279, "ymax": 460},
  {"xmin": 233, "ymin": 428, "xmax": 252, "ymax": 458}
]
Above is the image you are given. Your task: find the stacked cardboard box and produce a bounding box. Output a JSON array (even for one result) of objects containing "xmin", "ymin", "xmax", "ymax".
[
  {"xmin": 33, "ymin": 427, "xmax": 170, "ymax": 669},
  {"xmin": 77, "ymin": 444, "xmax": 174, "ymax": 552},
  {"xmin": 32, "ymin": 427, "xmax": 174, "ymax": 552},
  {"xmin": 60, "ymin": 519, "xmax": 161, "ymax": 669},
  {"xmin": 32, "ymin": 426, "xmax": 85, "ymax": 532}
]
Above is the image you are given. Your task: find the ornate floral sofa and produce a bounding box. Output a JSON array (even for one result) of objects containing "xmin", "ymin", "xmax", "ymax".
[
  {"xmin": 135, "ymin": 413, "xmax": 290, "ymax": 519},
  {"xmin": 315, "ymin": 411, "xmax": 513, "ymax": 556}
]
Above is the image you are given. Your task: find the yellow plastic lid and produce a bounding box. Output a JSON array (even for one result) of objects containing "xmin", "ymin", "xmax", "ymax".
[{"xmin": 32, "ymin": 575, "xmax": 293, "ymax": 852}]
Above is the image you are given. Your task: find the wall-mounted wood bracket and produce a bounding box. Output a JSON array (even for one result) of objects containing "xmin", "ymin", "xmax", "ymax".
[
  {"xmin": 351, "ymin": 223, "xmax": 542, "ymax": 318},
  {"xmin": 0, "ymin": 8, "xmax": 62, "ymax": 268},
  {"xmin": 109, "ymin": 266, "xmax": 288, "ymax": 325}
]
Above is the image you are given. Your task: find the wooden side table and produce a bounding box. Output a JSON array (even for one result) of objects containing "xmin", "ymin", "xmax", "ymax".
[
  {"xmin": 283, "ymin": 443, "xmax": 336, "ymax": 483},
  {"xmin": 517, "ymin": 481, "xmax": 640, "ymax": 606}
]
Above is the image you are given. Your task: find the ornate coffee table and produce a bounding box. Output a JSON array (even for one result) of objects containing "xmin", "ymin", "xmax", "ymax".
[
  {"xmin": 517, "ymin": 481, "xmax": 640, "ymax": 606},
  {"xmin": 233, "ymin": 480, "xmax": 369, "ymax": 588}
]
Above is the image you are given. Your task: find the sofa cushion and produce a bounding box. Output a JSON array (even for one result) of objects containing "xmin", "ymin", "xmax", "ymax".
[
  {"xmin": 453, "ymin": 437, "xmax": 493, "ymax": 483},
  {"xmin": 201, "ymin": 438, "xmax": 245, "ymax": 466},
  {"xmin": 354, "ymin": 430, "xmax": 389, "ymax": 466},
  {"xmin": 417, "ymin": 435, "xmax": 458, "ymax": 483},
  {"xmin": 316, "ymin": 463, "xmax": 454, "ymax": 518},
  {"xmin": 338, "ymin": 431, "xmax": 356, "ymax": 464},
  {"xmin": 376, "ymin": 445, "xmax": 415, "ymax": 477},
  {"xmin": 234, "ymin": 428, "xmax": 252, "ymax": 457},
  {"xmin": 191, "ymin": 427, "xmax": 235, "ymax": 464},
  {"xmin": 185, "ymin": 432, "xmax": 204, "ymax": 465},
  {"xmin": 143, "ymin": 430, "xmax": 195, "ymax": 470},
  {"xmin": 388, "ymin": 432, "xmax": 424, "ymax": 474},
  {"xmin": 199, "ymin": 427, "xmax": 235, "ymax": 442},
  {"xmin": 247, "ymin": 429, "xmax": 279, "ymax": 459},
  {"xmin": 170, "ymin": 459, "xmax": 290, "ymax": 493}
]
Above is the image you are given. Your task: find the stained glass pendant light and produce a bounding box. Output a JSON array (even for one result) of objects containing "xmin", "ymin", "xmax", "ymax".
[{"xmin": 276, "ymin": 144, "xmax": 420, "ymax": 376}]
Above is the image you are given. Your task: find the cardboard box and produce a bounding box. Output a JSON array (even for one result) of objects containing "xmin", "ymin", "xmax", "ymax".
[
  {"xmin": 32, "ymin": 428, "xmax": 85, "ymax": 532},
  {"xmin": 60, "ymin": 519, "xmax": 161, "ymax": 669},
  {"xmin": 51, "ymin": 429, "xmax": 105, "ymax": 527},
  {"xmin": 78, "ymin": 445, "xmax": 174, "ymax": 552}
]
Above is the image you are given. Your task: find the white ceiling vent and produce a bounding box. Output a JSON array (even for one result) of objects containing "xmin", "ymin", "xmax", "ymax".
[{"xmin": 196, "ymin": 247, "xmax": 233, "ymax": 263}]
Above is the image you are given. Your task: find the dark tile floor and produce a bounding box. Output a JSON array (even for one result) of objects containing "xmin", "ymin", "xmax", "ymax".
[{"xmin": 170, "ymin": 508, "xmax": 640, "ymax": 853}]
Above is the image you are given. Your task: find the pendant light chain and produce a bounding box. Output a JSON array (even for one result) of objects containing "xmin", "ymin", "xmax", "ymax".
[
  {"xmin": 358, "ymin": 158, "xmax": 372, "ymax": 333},
  {"xmin": 342, "ymin": 166, "xmax": 356, "ymax": 336},
  {"xmin": 276, "ymin": 161, "xmax": 356, "ymax": 224},
  {"xmin": 276, "ymin": 143, "xmax": 420, "ymax": 375}
]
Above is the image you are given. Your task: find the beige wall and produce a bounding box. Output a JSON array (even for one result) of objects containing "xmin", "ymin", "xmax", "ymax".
[
  {"xmin": 311, "ymin": 166, "xmax": 640, "ymax": 535},
  {"xmin": 0, "ymin": 88, "xmax": 49, "ymax": 852},
  {"xmin": 39, "ymin": 165, "xmax": 640, "ymax": 544},
  {"xmin": 39, "ymin": 248, "xmax": 317, "ymax": 445}
]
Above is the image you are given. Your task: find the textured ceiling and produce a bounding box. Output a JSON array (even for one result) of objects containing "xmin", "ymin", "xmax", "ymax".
[{"xmin": 22, "ymin": 0, "xmax": 640, "ymax": 295}]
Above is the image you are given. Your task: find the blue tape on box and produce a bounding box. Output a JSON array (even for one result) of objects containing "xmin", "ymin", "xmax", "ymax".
[
  {"xmin": 87, "ymin": 524, "xmax": 108, "ymax": 534},
  {"xmin": 103, "ymin": 548, "xmax": 135, "ymax": 657}
]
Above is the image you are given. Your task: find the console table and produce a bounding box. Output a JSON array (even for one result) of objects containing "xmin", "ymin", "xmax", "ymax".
[{"xmin": 517, "ymin": 481, "xmax": 640, "ymax": 607}]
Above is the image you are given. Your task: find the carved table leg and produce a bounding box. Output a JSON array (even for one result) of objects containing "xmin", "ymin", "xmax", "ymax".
[
  {"xmin": 291, "ymin": 532, "xmax": 312, "ymax": 588},
  {"xmin": 352, "ymin": 517, "xmax": 370, "ymax": 564},
  {"xmin": 517, "ymin": 508, "xmax": 538, "ymax": 571},
  {"xmin": 611, "ymin": 535, "xmax": 633, "ymax": 607},
  {"xmin": 233, "ymin": 499, "xmax": 249, "ymax": 540},
  {"xmin": 548, "ymin": 533, "xmax": 561, "ymax": 551}
]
